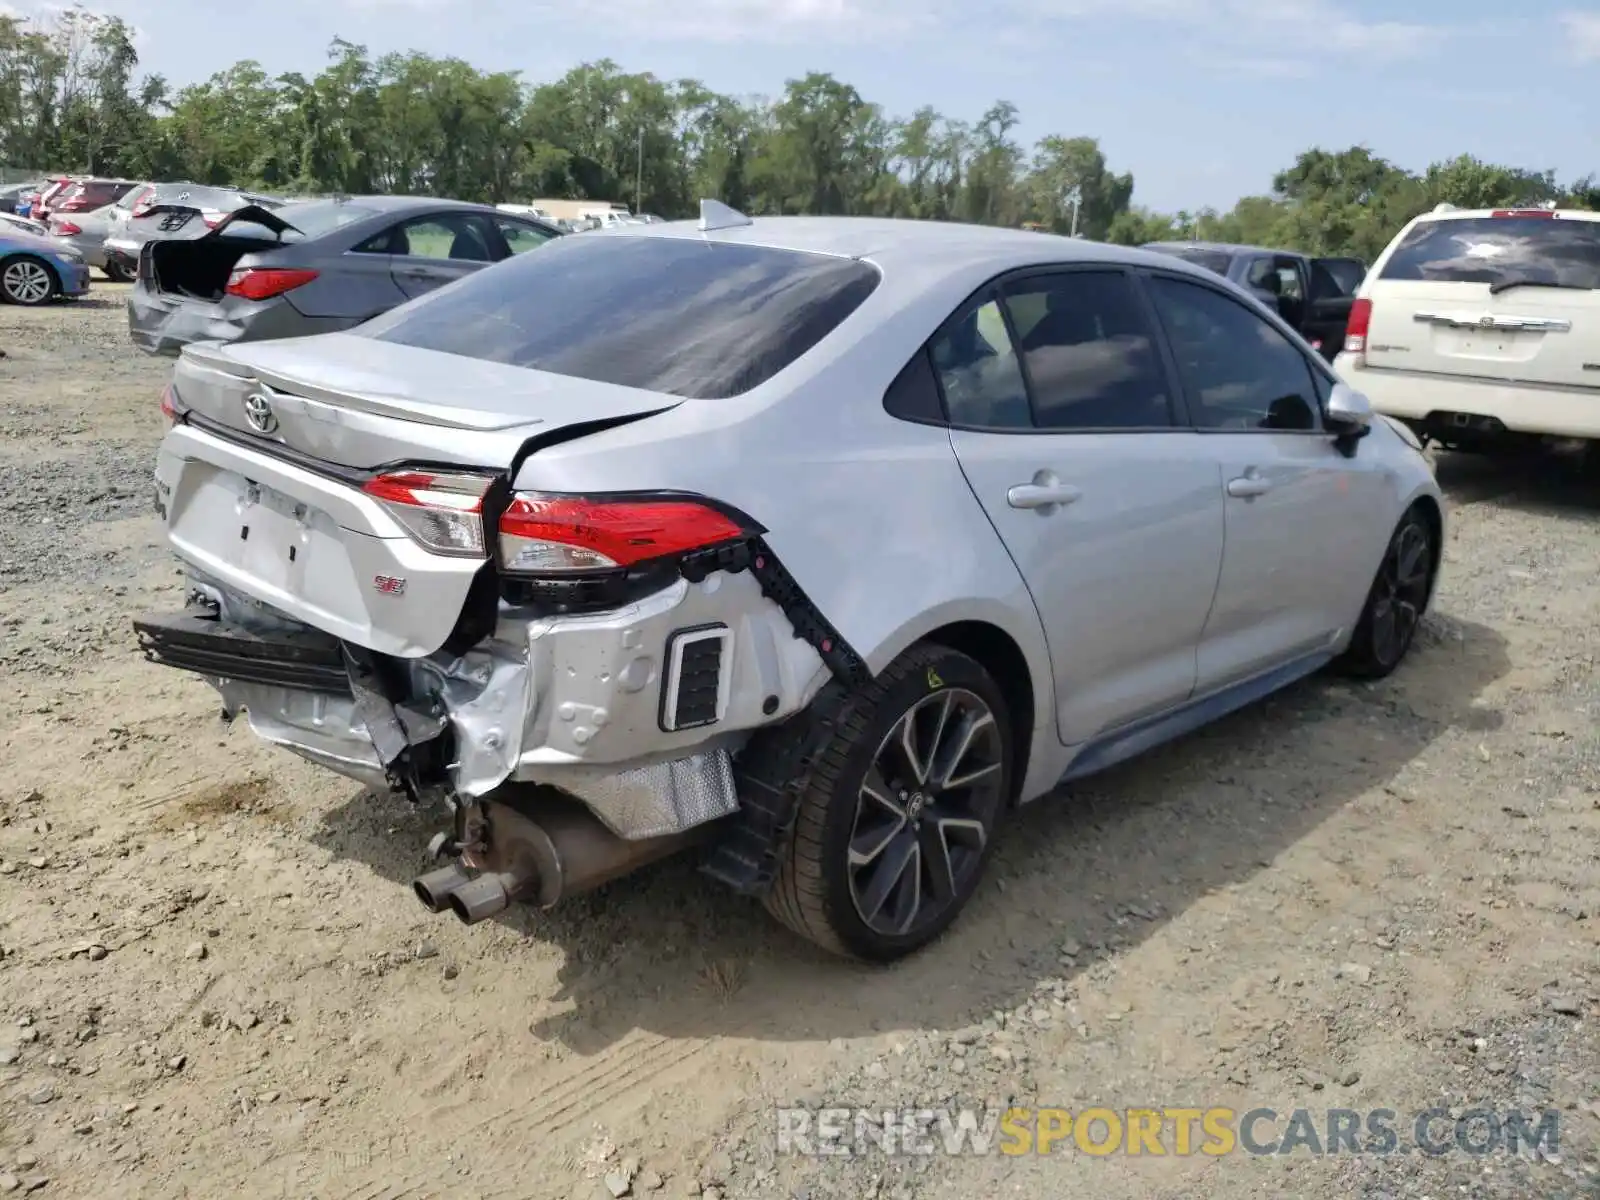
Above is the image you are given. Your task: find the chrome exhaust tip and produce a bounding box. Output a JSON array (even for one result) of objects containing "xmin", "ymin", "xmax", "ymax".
[
  {"xmin": 446, "ymin": 874, "xmax": 512, "ymax": 925},
  {"xmin": 412, "ymin": 864, "xmax": 470, "ymax": 913}
]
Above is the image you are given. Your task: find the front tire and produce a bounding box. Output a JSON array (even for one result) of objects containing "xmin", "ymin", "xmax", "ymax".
[
  {"xmin": 1334, "ymin": 504, "xmax": 1436, "ymax": 679},
  {"xmin": 0, "ymin": 255, "xmax": 56, "ymax": 306},
  {"xmin": 764, "ymin": 644, "xmax": 1012, "ymax": 961}
]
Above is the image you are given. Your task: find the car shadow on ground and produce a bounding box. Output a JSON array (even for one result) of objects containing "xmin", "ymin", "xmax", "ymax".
[
  {"xmin": 1431, "ymin": 445, "xmax": 1600, "ymax": 517},
  {"xmin": 311, "ymin": 614, "xmax": 1510, "ymax": 1055}
]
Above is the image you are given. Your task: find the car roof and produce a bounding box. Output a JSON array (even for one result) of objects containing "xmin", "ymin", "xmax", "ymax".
[
  {"xmin": 1410, "ymin": 206, "xmax": 1600, "ymax": 224},
  {"xmin": 1142, "ymin": 239, "xmax": 1303, "ymax": 259},
  {"xmin": 602, "ymin": 215, "xmax": 1214, "ymax": 278},
  {"xmin": 282, "ymin": 194, "xmax": 499, "ymax": 215}
]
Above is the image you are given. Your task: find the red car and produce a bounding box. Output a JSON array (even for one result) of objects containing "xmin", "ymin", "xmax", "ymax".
[{"xmin": 27, "ymin": 176, "xmax": 80, "ymax": 221}]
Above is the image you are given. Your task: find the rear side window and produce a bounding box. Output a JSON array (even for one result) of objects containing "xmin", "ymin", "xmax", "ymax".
[
  {"xmin": 361, "ymin": 236, "xmax": 881, "ymax": 400},
  {"xmin": 274, "ymin": 201, "xmax": 379, "ymax": 238},
  {"xmin": 1380, "ymin": 217, "xmax": 1600, "ymax": 290}
]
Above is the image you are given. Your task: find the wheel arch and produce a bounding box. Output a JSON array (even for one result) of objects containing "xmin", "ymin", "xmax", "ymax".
[
  {"xmin": 1401, "ymin": 485, "xmax": 1445, "ymax": 612},
  {"xmin": 919, "ymin": 619, "xmax": 1037, "ymax": 807},
  {"xmin": 1, "ymin": 252, "xmax": 59, "ymax": 299}
]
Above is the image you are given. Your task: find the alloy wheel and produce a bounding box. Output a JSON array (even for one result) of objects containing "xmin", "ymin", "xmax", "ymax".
[
  {"xmin": 847, "ymin": 687, "xmax": 1006, "ymax": 938},
  {"xmin": 3, "ymin": 259, "xmax": 52, "ymax": 305},
  {"xmin": 1369, "ymin": 520, "xmax": 1431, "ymax": 668}
]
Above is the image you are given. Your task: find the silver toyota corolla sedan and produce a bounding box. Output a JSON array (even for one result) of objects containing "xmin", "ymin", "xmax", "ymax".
[{"xmin": 134, "ymin": 201, "xmax": 1444, "ymax": 961}]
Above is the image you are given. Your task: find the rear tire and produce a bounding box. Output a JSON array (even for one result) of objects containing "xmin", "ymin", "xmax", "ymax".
[
  {"xmin": 103, "ymin": 260, "xmax": 133, "ymax": 283},
  {"xmin": 1333, "ymin": 504, "xmax": 1435, "ymax": 680},
  {"xmin": 0, "ymin": 255, "xmax": 56, "ymax": 306},
  {"xmin": 764, "ymin": 644, "xmax": 1012, "ymax": 961}
]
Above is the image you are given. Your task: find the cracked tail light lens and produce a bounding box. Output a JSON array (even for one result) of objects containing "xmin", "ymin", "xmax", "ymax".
[
  {"xmin": 498, "ymin": 494, "xmax": 749, "ymax": 575},
  {"xmin": 361, "ymin": 470, "xmax": 494, "ymax": 557}
]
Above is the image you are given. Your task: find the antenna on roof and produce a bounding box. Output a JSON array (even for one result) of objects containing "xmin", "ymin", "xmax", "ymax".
[{"xmin": 699, "ymin": 199, "xmax": 752, "ymax": 232}]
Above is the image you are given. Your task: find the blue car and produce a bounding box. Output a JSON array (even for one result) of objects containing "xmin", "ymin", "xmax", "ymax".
[{"xmin": 0, "ymin": 227, "xmax": 91, "ymax": 306}]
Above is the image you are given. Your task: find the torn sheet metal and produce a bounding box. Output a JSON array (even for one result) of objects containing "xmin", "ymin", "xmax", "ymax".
[{"xmin": 179, "ymin": 568, "xmax": 817, "ymax": 838}]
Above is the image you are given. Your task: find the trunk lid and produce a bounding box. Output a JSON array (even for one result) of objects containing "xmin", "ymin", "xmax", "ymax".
[
  {"xmin": 147, "ymin": 206, "xmax": 301, "ymax": 300},
  {"xmin": 158, "ymin": 338, "xmax": 680, "ymax": 656},
  {"xmin": 172, "ymin": 334, "xmax": 682, "ymax": 470}
]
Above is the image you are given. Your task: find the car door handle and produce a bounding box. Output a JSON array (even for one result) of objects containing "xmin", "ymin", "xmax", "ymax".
[
  {"xmin": 1226, "ymin": 475, "xmax": 1273, "ymax": 498},
  {"xmin": 1007, "ymin": 482, "xmax": 1082, "ymax": 509}
]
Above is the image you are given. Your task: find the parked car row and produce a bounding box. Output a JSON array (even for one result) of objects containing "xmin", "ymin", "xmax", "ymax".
[{"xmin": 0, "ymin": 181, "xmax": 95, "ymax": 304}]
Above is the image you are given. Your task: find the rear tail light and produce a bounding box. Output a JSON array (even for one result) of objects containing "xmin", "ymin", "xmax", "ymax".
[
  {"xmin": 54, "ymin": 221, "xmax": 81, "ymax": 236},
  {"xmin": 361, "ymin": 470, "xmax": 495, "ymax": 557},
  {"xmin": 225, "ymin": 267, "xmax": 318, "ymax": 301},
  {"xmin": 497, "ymin": 494, "xmax": 752, "ymax": 575},
  {"xmin": 1343, "ymin": 298, "xmax": 1372, "ymax": 357}
]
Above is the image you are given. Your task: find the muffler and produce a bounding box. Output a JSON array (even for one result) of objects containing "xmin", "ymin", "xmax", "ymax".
[{"xmin": 428, "ymin": 790, "xmax": 703, "ymax": 926}]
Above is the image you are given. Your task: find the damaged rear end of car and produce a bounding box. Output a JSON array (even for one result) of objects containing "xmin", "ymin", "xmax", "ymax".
[{"xmin": 135, "ymin": 226, "xmax": 883, "ymax": 927}]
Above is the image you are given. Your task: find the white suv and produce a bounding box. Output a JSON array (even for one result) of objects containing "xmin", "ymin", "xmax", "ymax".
[{"xmin": 1334, "ymin": 205, "xmax": 1600, "ymax": 451}]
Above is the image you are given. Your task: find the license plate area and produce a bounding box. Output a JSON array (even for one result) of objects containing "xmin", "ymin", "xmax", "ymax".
[
  {"xmin": 231, "ymin": 479, "xmax": 324, "ymax": 594},
  {"xmin": 168, "ymin": 461, "xmax": 359, "ymax": 611},
  {"xmin": 1432, "ymin": 327, "xmax": 1542, "ymax": 363}
]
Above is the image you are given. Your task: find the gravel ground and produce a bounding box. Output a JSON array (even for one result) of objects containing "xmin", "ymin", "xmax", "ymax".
[{"xmin": 0, "ymin": 289, "xmax": 1595, "ymax": 1200}]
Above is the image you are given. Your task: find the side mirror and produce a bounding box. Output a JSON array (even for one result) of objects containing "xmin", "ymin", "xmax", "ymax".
[
  {"xmin": 1325, "ymin": 382, "xmax": 1372, "ymax": 431},
  {"xmin": 1325, "ymin": 382, "xmax": 1372, "ymax": 457}
]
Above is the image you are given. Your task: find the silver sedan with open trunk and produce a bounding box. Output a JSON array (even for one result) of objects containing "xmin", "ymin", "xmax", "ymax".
[
  {"xmin": 134, "ymin": 201, "xmax": 1444, "ymax": 961},
  {"xmin": 128, "ymin": 194, "xmax": 561, "ymax": 357}
]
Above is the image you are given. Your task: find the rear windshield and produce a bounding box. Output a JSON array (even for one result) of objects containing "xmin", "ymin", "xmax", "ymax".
[
  {"xmin": 359, "ymin": 235, "xmax": 882, "ymax": 400},
  {"xmin": 1144, "ymin": 245, "xmax": 1233, "ymax": 277},
  {"xmin": 1380, "ymin": 217, "xmax": 1600, "ymax": 290},
  {"xmin": 273, "ymin": 200, "xmax": 378, "ymax": 238}
]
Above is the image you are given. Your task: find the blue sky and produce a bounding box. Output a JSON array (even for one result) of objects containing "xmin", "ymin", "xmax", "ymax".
[{"xmin": 11, "ymin": 0, "xmax": 1600, "ymax": 212}]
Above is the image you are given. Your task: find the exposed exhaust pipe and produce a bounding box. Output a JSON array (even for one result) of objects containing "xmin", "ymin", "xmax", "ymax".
[
  {"xmin": 414, "ymin": 790, "xmax": 703, "ymax": 926},
  {"xmin": 412, "ymin": 863, "xmax": 470, "ymax": 913}
]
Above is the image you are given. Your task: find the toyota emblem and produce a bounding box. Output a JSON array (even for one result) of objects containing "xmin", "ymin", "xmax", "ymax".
[{"xmin": 243, "ymin": 389, "xmax": 278, "ymax": 434}]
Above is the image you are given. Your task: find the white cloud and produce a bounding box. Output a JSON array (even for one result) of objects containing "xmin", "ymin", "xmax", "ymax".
[
  {"xmin": 1560, "ymin": 10, "xmax": 1600, "ymax": 59},
  {"xmin": 1014, "ymin": 0, "xmax": 1431, "ymax": 61},
  {"xmin": 338, "ymin": 0, "xmax": 927, "ymax": 41}
]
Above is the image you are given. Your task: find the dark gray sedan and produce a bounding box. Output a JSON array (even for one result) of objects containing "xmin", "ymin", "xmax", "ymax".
[{"xmin": 128, "ymin": 195, "xmax": 562, "ymax": 357}]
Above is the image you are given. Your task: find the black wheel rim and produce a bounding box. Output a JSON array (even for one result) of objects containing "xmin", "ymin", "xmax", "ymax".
[
  {"xmin": 1370, "ymin": 520, "xmax": 1431, "ymax": 668},
  {"xmin": 847, "ymin": 687, "xmax": 1006, "ymax": 938}
]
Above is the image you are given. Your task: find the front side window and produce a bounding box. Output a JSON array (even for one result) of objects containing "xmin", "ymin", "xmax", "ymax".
[
  {"xmin": 359, "ymin": 235, "xmax": 881, "ymax": 400},
  {"xmin": 1147, "ymin": 275, "xmax": 1321, "ymax": 432},
  {"xmin": 1000, "ymin": 270, "xmax": 1174, "ymax": 430},
  {"xmin": 930, "ymin": 297, "xmax": 1031, "ymax": 429}
]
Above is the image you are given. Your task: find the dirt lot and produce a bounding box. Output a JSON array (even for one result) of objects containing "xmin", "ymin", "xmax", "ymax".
[{"xmin": 0, "ymin": 286, "xmax": 1597, "ymax": 1200}]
